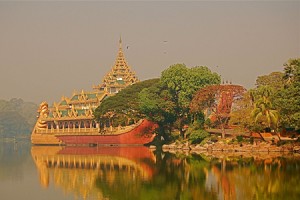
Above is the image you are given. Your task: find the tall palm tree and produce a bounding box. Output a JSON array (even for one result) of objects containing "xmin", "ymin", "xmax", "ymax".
[
  {"xmin": 251, "ymin": 87, "xmax": 280, "ymax": 140},
  {"xmin": 251, "ymin": 98, "xmax": 279, "ymax": 128}
]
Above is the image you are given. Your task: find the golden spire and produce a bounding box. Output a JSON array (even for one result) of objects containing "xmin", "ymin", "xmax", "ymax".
[
  {"xmin": 115, "ymin": 36, "xmax": 127, "ymax": 68},
  {"xmin": 93, "ymin": 38, "xmax": 139, "ymax": 93},
  {"xmin": 119, "ymin": 36, "xmax": 122, "ymax": 49}
]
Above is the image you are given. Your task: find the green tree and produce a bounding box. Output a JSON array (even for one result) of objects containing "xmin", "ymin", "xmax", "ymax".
[
  {"xmin": 282, "ymin": 58, "xmax": 300, "ymax": 84},
  {"xmin": 0, "ymin": 111, "xmax": 31, "ymax": 136},
  {"xmin": 275, "ymin": 85, "xmax": 300, "ymax": 130},
  {"xmin": 229, "ymin": 91, "xmax": 256, "ymax": 131},
  {"xmin": 188, "ymin": 129, "xmax": 209, "ymax": 144},
  {"xmin": 275, "ymin": 58, "xmax": 300, "ymax": 130},
  {"xmin": 160, "ymin": 64, "xmax": 220, "ymax": 137},
  {"xmin": 230, "ymin": 58, "xmax": 299, "ymax": 136},
  {"xmin": 138, "ymin": 82, "xmax": 176, "ymax": 139},
  {"xmin": 256, "ymin": 71, "xmax": 284, "ymax": 90},
  {"xmin": 250, "ymin": 86, "xmax": 279, "ymax": 140},
  {"xmin": 94, "ymin": 79, "xmax": 160, "ymax": 128},
  {"xmin": 0, "ymin": 98, "xmax": 37, "ymax": 136}
]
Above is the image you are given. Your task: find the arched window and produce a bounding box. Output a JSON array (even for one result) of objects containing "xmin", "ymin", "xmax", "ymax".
[
  {"xmin": 80, "ymin": 121, "xmax": 84, "ymax": 128},
  {"xmin": 47, "ymin": 122, "xmax": 52, "ymax": 129},
  {"xmin": 92, "ymin": 121, "xmax": 96, "ymax": 128},
  {"xmin": 85, "ymin": 121, "xmax": 90, "ymax": 128}
]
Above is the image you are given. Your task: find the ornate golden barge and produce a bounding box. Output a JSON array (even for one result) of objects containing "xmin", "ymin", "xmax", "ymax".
[{"xmin": 31, "ymin": 38, "xmax": 155, "ymax": 145}]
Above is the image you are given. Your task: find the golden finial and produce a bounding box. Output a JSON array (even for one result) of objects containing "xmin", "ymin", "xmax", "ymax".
[{"xmin": 119, "ymin": 35, "xmax": 122, "ymax": 48}]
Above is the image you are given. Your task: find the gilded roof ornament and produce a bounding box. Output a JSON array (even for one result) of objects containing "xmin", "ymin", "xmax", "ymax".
[
  {"xmin": 119, "ymin": 36, "xmax": 122, "ymax": 48},
  {"xmin": 94, "ymin": 38, "xmax": 139, "ymax": 93}
]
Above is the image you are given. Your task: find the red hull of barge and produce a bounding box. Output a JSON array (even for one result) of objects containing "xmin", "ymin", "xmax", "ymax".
[{"xmin": 56, "ymin": 119, "xmax": 156, "ymax": 145}]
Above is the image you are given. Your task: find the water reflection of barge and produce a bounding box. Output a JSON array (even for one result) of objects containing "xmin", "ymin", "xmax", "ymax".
[{"xmin": 31, "ymin": 146, "xmax": 156, "ymax": 199}]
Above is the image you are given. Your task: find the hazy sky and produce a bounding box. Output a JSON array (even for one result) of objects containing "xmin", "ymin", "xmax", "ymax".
[{"xmin": 0, "ymin": 1, "xmax": 299, "ymax": 104}]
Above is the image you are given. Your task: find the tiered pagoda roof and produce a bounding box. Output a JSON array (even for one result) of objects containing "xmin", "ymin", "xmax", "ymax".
[
  {"xmin": 93, "ymin": 37, "xmax": 139, "ymax": 94},
  {"xmin": 44, "ymin": 38, "xmax": 139, "ymax": 121},
  {"xmin": 48, "ymin": 90, "xmax": 106, "ymax": 120}
]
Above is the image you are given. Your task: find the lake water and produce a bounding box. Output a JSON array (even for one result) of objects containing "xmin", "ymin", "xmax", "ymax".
[{"xmin": 1, "ymin": 138, "xmax": 300, "ymax": 200}]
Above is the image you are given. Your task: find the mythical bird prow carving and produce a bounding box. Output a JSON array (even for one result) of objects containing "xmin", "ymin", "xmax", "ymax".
[{"xmin": 36, "ymin": 101, "xmax": 49, "ymax": 130}]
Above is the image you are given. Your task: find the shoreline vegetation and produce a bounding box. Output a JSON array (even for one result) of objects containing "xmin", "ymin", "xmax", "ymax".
[
  {"xmin": 158, "ymin": 142, "xmax": 300, "ymax": 165},
  {"xmin": 151, "ymin": 134, "xmax": 300, "ymax": 158},
  {"xmin": 0, "ymin": 98, "xmax": 37, "ymax": 137},
  {"xmin": 150, "ymin": 129, "xmax": 300, "ymax": 155},
  {"xmin": 159, "ymin": 140, "xmax": 300, "ymax": 154}
]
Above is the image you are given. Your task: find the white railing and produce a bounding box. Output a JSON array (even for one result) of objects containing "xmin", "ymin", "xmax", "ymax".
[
  {"xmin": 35, "ymin": 127, "xmax": 100, "ymax": 135},
  {"xmin": 34, "ymin": 120, "xmax": 143, "ymax": 136}
]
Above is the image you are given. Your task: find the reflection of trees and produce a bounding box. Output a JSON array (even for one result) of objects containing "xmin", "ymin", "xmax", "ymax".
[
  {"xmin": 95, "ymin": 152, "xmax": 178, "ymax": 200},
  {"xmin": 204, "ymin": 158, "xmax": 237, "ymax": 200},
  {"xmin": 94, "ymin": 152, "xmax": 218, "ymax": 200},
  {"xmin": 95, "ymin": 167, "xmax": 144, "ymax": 200},
  {"xmin": 95, "ymin": 153, "xmax": 300, "ymax": 200},
  {"xmin": 0, "ymin": 141, "xmax": 30, "ymax": 181},
  {"xmin": 208, "ymin": 156, "xmax": 300, "ymax": 200},
  {"xmin": 244, "ymin": 157, "xmax": 300, "ymax": 200},
  {"xmin": 185, "ymin": 155, "xmax": 218, "ymax": 200}
]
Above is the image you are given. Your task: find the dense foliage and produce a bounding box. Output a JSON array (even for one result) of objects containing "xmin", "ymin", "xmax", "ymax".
[
  {"xmin": 94, "ymin": 78, "xmax": 160, "ymax": 126},
  {"xmin": 190, "ymin": 84, "xmax": 246, "ymax": 138},
  {"xmin": 229, "ymin": 92, "xmax": 256, "ymax": 130},
  {"xmin": 188, "ymin": 129, "xmax": 209, "ymax": 144},
  {"xmin": 255, "ymin": 72, "xmax": 284, "ymax": 90},
  {"xmin": 250, "ymin": 86, "xmax": 279, "ymax": 131},
  {"xmin": 275, "ymin": 58, "xmax": 300, "ymax": 130},
  {"xmin": 138, "ymin": 64, "xmax": 220, "ymax": 137},
  {"xmin": 138, "ymin": 82, "xmax": 176, "ymax": 137},
  {"xmin": 0, "ymin": 98, "xmax": 37, "ymax": 136},
  {"xmin": 229, "ymin": 58, "xmax": 300, "ymax": 133}
]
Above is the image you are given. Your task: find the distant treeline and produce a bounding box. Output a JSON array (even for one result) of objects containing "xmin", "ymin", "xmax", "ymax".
[{"xmin": 0, "ymin": 98, "xmax": 37, "ymax": 136}]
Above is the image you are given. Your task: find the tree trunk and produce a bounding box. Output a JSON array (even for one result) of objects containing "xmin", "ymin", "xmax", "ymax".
[
  {"xmin": 221, "ymin": 117, "xmax": 230, "ymax": 138},
  {"xmin": 221, "ymin": 125, "xmax": 226, "ymax": 139},
  {"xmin": 158, "ymin": 124, "xmax": 166, "ymax": 142},
  {"xmin": 127, "ymin": 118, "xmax": 130, "ymax": 126},
  {"xmin": 109, "ymin": 118, "xmax": 113, "ymax": 132},
  {"xmin": 179, "ymin": 118, "xmax": 184, "ymax": 138},
  {"xmin": 222, "ymin": 158, "xmax": 226, "ymax": 172},
  {"xmin": 258, "ymin": 132, "xmax": 266, "ymax": 141},
  {"xmin": 276, "ymin": 132, "xmax": 281, "ymax": 141}
]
